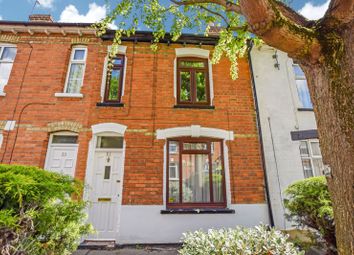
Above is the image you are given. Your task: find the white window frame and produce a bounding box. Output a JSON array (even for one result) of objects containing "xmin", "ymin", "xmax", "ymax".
[
  {"xmin": 56, "ymin": 46, "xmax": 87, "ymax": 98},
  {"xmin": 0, "ymin": 133, "xmax": 3, "ymax": 149},
  {"xmin": 292, "ymin": 63, "xmax": 313, "ymax": 109},
  {"xmin": 169, "ymin": 162, "xmax": 179, "ymax": 180},
  {"xmin": 0, "ymin": 44, "xmax": 17, "ymax": 96},
  {"xmin": 174, "ymin": 48, "xmax": 214, "ymax": 105},
  {"xmin": 299, "ymin": 139, "xmax": 323, "ymax": 178}
]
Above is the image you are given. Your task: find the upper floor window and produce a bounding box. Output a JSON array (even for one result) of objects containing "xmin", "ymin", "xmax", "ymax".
[
  {"xmin": 0, "ymin": 45, "xmax": 17, "ymax": 94},
  {"xmin": 177, "ymin": 58, "xmax": 210, "ymax": 106},
  {"xmin": 167, "ymin": 138, "xmax": 226, "ymax": 208},
  {"xmin": 299, "ymin": 140, "xmax": 323, "ymax": 178},
  {"xmin": 104, "ymin": 55, "xmax": 125, "ymax": 103},
  {"xmin": 293, "ymin": 64, "xmax": 313, "ymax": 109},
  {"xmin": 64, "ymin": 47, "xmax": 87, "ymax": 94}
]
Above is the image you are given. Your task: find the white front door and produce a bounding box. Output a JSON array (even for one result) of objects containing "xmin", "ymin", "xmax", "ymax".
[
  {"xmin": 88, "ymin": 150, "xmax": 123, "ymax": 240},
  {"xmin": 44, "ymin": 134, "xmax": 79, "ymax": 177}
]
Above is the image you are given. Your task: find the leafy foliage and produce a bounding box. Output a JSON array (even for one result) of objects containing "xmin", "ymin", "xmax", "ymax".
[
  {"xmin": 0, "ymin": 165, "xmax": 93, "ymax": 255},
  {"xmin": 284, "ymin": 176, "xmax": 336, "ymax": 254},
  {"xmin": 179, "ymin": 225, "xmax": 304, "ymax": 255},
  {"xmin": 94, "ymin": 0, "xmax": 259, "ymax": 79}
]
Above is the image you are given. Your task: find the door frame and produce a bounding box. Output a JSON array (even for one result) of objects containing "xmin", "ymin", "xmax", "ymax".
[
  {"xmin": 83, "ymin": 123, "xmax": 127, "ymax": 242},
  {"xmin": 44, "ymin": 131, "xmax": 79, "ymax": 178}
]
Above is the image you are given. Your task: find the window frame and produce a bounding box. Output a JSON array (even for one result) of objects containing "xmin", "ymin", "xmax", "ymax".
[
  {"xmin": 176, "ymin": 57, "xmax": 211, "ymax": 106},
  {"xmin": 104, "ymin": 54, "xmax": 125, "ymax": 103},
  {"xmin": 299, "ymin": 139, "xmax": 323, "ymax": 178},
  {"xmin": 292, "ymin": 63, "xmax": 313, "ymax": 110},
  {"xmin": 63, "ymin": 46, "xmax": 87, "ymax": 94},
  {"xmin": 0, "ymin": 45, "xmax": 17, "ymax": 94},
  {"xmin": 166, "ymin": 137, "xmax": 227, "ymax": 209}
]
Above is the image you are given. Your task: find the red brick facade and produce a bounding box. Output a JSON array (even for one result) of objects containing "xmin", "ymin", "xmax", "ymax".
[{"xmin": 0, "ymin": 26, "xmax": 265, "ymax": 205}]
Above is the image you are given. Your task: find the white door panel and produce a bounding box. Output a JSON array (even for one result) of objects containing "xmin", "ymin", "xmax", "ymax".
[
  {"xmin": 45, "ymin": 145, "xmax": 78, "ymax": 177},
  {"xmin": 88, "ymin": 151, "xmax": 123, "ymax": 240}
]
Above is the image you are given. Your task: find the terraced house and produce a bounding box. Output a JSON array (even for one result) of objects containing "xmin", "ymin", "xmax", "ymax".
[{"xmin": 0, "ymin": 15, "xmax": 271, "ymax": 244}]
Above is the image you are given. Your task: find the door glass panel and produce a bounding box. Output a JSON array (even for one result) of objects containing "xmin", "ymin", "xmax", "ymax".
[
  {"xmin": 169, "ymin": 141, "xmax": 180, "ymax": 203},
  {"xmin": 196, "ymin": 72, "xmax": 207, "ymax": 102},
  {"xmin": 180, "ymin": 71, "xmax": 191, "ymax": 102},
  {"xmin": 183, "ymin": 143, "xmax": 207, "ymax": 150},
  {"xmin": 107, "ymin": 69, "xmax": 121, "ymax": 101},
  {"xmin": 182, "ymin": 154, "xmax": 210, "ymax": 203},
  {"xmin": 52, "ymin": 135, "xmax": 78, "ymax": 144},
  {"xmin": 97, "ymin": 136, "xmax": 123, "ymax": 149},
  {"xmin": 211, "ymin": 142, "xmax": 224, "ymax": 203},
  {"xmin": 104, "ymin": 166, "xmax": 111, "ymax": 179}
]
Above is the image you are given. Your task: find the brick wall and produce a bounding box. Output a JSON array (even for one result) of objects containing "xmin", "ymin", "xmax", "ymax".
[{"xmin": 0, "ymin": 31, "xmax": 265, "ymax": 204}]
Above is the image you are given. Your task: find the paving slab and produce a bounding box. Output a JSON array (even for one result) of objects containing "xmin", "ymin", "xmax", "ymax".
[{"xmin": 73, "ymin": 247, "xmax": 179, "ymax": 255}]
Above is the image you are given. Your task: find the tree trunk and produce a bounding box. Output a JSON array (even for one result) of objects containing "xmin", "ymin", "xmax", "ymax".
[{"xmin": 301, "ymin": 21, "xmax": 354, "ymax": 255}]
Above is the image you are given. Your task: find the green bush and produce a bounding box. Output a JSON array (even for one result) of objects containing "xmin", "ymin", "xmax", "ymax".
[
  {"xmin": 179, "ymin": 225, "xmax": 304, "ymax": 255},
  {"xmin": 284, "ymin": 176, "xmax": 336, "ymax": 254},
  {"xmin": 0, "ymin": 164, "xmax": 93, "ymax": 255}
]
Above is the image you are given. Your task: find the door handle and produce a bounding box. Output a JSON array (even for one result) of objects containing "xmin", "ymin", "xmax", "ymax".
[{"xmin": 116, "ymin": 180, "xmax": 121, "ymax": 183}]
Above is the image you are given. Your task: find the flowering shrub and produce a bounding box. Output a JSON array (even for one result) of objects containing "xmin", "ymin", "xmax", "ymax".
[
  {"xmin": 179, "ymin": 225, "xmax": 304, "ymax": 255},
  {"xmin": 0, "ymin": 164, "xmax": 93, "ymax": 255}
]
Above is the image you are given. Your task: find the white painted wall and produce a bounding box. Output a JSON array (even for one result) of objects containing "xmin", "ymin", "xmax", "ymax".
[
  {"xmin": 118, "ymin": 204, "xmax": 270, "ymax": 244},
  {"xmin": 250, "ymin": 45, "xmax": 319, "ymax": 229}
]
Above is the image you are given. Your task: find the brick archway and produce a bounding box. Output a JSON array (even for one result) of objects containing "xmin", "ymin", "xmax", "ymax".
[{"xmin": 47, "ymin": 121, "xmax": 82, "ymax": 133}]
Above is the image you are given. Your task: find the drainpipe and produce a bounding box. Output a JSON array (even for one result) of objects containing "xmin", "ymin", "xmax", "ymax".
[{"xmin": 247, "ymin": 40, "xmax": 275, "ymax": 227}]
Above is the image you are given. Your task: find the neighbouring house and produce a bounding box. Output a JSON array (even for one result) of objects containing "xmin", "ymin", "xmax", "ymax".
[
  {"xmin": 0, "ymin": 15, "xmax": 271, "ymax": 244},
  {"xmin": 250, "ymin": 44, "xmax": 325, "ymax": 229}
]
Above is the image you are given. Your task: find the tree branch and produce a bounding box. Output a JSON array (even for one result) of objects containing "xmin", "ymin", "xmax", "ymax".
[
  {"xmin": 273, "ymin": 1, "xmax": 309, "ymax": 27},
  {"xmin": 199, "ymin": 5, "xmax": 229, "ymax": 25},
  {"xmin": 322, "ymin": 0, "xmax": 354, "ymax": 27},
  {"xmin": 238, "ymin": 0, "xmax": 321, "ymax": 62},
  {"xmin": 170, "ymin": 0, "xmax": 241, "ymax": 14}
]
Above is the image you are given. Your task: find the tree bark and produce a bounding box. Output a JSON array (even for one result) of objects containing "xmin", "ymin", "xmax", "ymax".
[
  {"xmin": 300, "ymin": 20, "xmax": 354, "ymax": 255},
  {"xmin": 237, "ymin": 1, "xmax": 353, "ymax": 253}
]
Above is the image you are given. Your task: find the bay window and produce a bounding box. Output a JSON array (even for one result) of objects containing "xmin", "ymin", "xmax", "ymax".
[
  {"xmin": 167, "ymin": 138, "xmax": 226, "ymax": 208},
  {"xmin": 299, "ymin": 140, "xmax": 324, "ymax": 178}
]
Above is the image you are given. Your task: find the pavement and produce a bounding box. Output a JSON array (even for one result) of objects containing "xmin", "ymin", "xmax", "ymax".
[{"xmin": 73, "ymin": 247, "xmax": 179, "ymax": 255}]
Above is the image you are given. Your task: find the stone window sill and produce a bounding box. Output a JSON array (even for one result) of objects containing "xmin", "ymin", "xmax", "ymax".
[
  {"xmin": 96, "ymin": 102, "xmax": 124, "ymax": 107},
  {"xmin": 174, "ymin": 105, "xmax": 215, "ymax": 110},
  {"xmin": 0, "ymin": 92, "xmax": 6, "ymax": 97},
  {"xmin": 55, "ymin": 93, "xmax": 83, "ymax": 98},
  {"xmin": 161, "ymin": 208, "xmax": 235, "ymax": 214}
]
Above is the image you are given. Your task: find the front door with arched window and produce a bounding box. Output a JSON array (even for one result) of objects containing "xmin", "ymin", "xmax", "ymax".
[{"xmin": 44, "ymin": 131, "xmax": 79, "ymax": 177}]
